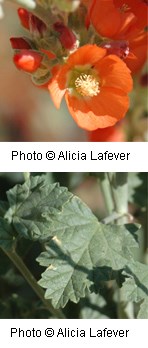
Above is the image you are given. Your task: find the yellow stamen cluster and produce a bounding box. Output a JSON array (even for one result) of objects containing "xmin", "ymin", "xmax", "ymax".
[{"xmin": 75, "ymin": 73, "xmax": 100, "ymax": 97}]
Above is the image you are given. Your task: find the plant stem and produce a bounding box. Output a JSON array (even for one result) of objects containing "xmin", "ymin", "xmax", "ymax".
[
  {"xmin": 98, "ymin": 173, "xmax": 114, "ymax": 216},
  {"xmin": 2, "ymin": 248, "xmax": 65, "ymax": 319},
  {"xmin": 103, "ymin": 173, "xmax": 134, "ymax": 318},
  {"xmin": 107, "ymin": 173, "xmax": 128, "ymax": 224},
  {"xmin": 101, "ymin": 212, "xmax": 124, "ymax": 225}
]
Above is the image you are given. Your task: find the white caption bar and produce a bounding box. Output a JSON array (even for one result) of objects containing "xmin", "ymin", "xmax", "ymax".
[
  {"xmin": 0, "ymin": 142, "xmax": 147, "ymax": 172},
  {"xmin": 0, "ymin": 319, "xmax": 147, "ymax": 348}
]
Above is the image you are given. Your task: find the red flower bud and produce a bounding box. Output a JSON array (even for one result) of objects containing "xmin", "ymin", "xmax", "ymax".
[
  {"xmin": 100, "ymin": 40, "xmax": 130, "ymax": 60},
  {"xmin": 10, "ymin": 37, "xmax": 31, "ymax": 49},
  {"xmin": 13, "ymin": 49, "xmax": 43, "ymax": 73},
  {"xmin": 53, "ymin": 22, "xmax": 77, "ymax": 50},
  {"xmin": 17, "ymin": 8, "xmax": 30, "ymax": 30},
  {"xmin": 29, "ymin": 14, "xmax": 47, "ymax": 37},
  {"xmin": 18, "ymin": 8, "xmax": 47, "ymax": 37}
]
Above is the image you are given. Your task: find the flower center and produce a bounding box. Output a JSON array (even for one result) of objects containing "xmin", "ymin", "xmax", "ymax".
[
  {"xmin": 75, "ymin": 73, "xmax": 100, "ymax": 97},
  {"xmin": 119, "ymin": 3, "xmax": 131, "ymax": 12}
]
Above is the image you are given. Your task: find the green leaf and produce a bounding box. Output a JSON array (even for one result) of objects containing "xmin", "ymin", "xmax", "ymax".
[
  {"xmin": 37, "ymin": 193, "xmax": 140, "ymax": 308},
  {"xmin": 5, "ymin": 175, "xmax": 71, "ymax": 241},
  {"xmin": 121, "ymin": 261, "xmax": 148, "ymax": 303},
  {"xmin": 137, "ymin": 298, "xmax": 148, "ymax": 319},
  {"xmin": 0, "ymin": 218, "xmax": 15, "ymax": 251}
]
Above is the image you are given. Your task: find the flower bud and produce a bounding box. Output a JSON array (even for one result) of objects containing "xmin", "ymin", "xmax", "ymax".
[
  {"xmin": 13, "ymin": 49, "xmax": 43, "ymax": 73},
  {"xmin": 18, "ymin": 8, "xmax": 47, "ymax": 38},
  {"xmin": 17, "ymin": 8, "xmax": 30, "ymax": 30},
  {"xmin": 29, "ymin": 14, "xmax": 47, "ymax": 38},
  {"xmin": 53, "ymin": 22, "xmax": 77, "ymax": 50},
  {"xmin": 100, "ymin": 40, "xmax": 130, "ymax": 60},
  {"xmin": 10, "ymin": 37, "xmax": 31, "ymax": 49}
]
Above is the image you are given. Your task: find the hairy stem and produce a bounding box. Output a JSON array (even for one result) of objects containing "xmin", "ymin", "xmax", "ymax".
[
  {"xmin": 102, "ymin": 173, "xmax": 134, "ymax": 318},
  {"xmin": 107, "ymin": 173, "xmax": 128, "ymax": 224},
  {"xmin": 2, "ymin": 248, "xmax": 65, "ymax": 318},
  {"xmin": 98, "ymin": 173, "xmax": 114, "ymax": 216}
]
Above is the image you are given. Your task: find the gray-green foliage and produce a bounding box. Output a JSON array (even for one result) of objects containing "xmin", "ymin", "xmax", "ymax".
[
  {"xmin": 121, "ymin": 261, "xmax": 148, "ymax": 303},
  {"xmin": 0, "ymin": 175, "xmax": 147, "ymax": 316},
  {"xmin": 5, "ymin": 175, "xmax": 71, "ymax": 241}
]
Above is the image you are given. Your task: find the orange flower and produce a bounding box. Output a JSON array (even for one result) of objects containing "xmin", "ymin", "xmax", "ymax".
[
  {"xmin": 86, "ymin": 0, "xmax": 148, "ymax": 40},
  {"xmin": 88, "ymin": 123, "xmax": 125, "ymax": 141},
  {"xmin": 48, "ymin": 44, "xmax": 133, "ymax": 130}
]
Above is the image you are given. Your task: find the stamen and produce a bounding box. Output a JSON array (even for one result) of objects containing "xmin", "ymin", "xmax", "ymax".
[
  {"xmin": 120, "ymin": 3, "xmax": 131, "ymax": 12},
  {"xmin": 75, "ymin": 73, "xmax": 100, "ymax": 97}
]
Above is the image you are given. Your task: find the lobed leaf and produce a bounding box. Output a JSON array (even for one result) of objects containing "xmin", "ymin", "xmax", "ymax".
[
  {"xmin": 121, "ymin": 261, "xmax": 148, "ymax": 303},
  {"xmin": 37, "ymin": 194, "xmax": 140, "ymax": 308},
  {"xmin": 5, "ymin": 175, "xmax": 72, "ymax": 241},
  {"xmin": 137, "ymin": 298, "xmax": 148, "ymax": 319},
  {"xmin": 3, "ymin": 176, "xmax": 143, "ymax": 309}
]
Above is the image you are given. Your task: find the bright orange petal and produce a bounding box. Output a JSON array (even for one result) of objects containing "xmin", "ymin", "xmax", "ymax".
[
  {"xmin": 114, "ymin": 0, "xmax": 148, "ymax": 31},
  {"xmin": 65, "ymin": 44, "xmax": 106, "ymax": 68},
  {"xmin": 87, "ymin": 0, "xmax": 122, "ymax": 38},
  {"xmin": 48, "ymin": 66, "xmax": 66, "ymax": 108},
  {"xmin": 86, "ymin": 87, "xmax": 130, "ymax": 122},
  {"xmin": 65, "ymin": 86, "xmax": 129, "ymax": 130},
  {"xmin": 95, "ymin": 55, "xmax": 133, "ymax": 93},
  {"xmin": 65, "ymin": 92, "xmax": 114, "ymax": 130}
]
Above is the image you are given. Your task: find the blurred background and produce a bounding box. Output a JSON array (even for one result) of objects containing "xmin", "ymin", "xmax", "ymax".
[
  {"xmin": 0, "ymin": 1, "xmax": 147, "ymax": 141},
  {"xmin": 0, "ymin": 1, "xmax": 86, "ymax": 141}
]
